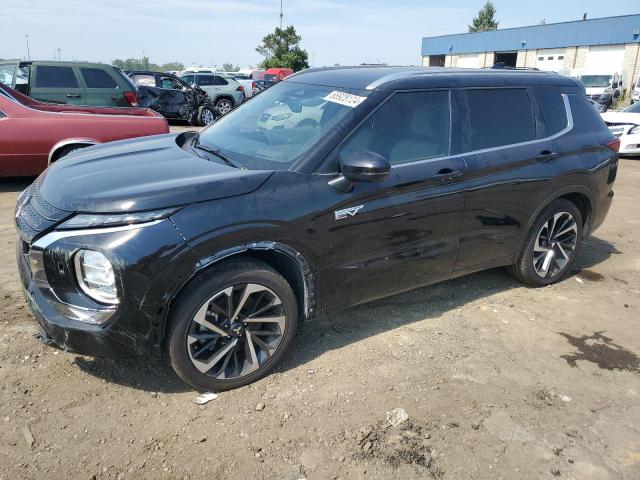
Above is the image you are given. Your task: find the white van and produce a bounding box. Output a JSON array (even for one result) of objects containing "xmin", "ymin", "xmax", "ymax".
[{"xmin": 574, "ymin": 71, "xmax": 623, "ymax": 111}]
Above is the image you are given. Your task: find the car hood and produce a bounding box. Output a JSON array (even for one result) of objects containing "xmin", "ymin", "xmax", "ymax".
[
  {"xmin": 37, "ymin": 133, "xmax": 274, "ymax": 213},
  {"xmin": 601, "ymin": 111, "xmax": 640, "ymax": 126}
]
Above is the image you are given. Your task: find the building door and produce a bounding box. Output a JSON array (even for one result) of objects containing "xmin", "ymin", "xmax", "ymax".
[
  {"xmin": 495, "ymin": 52, "xmax": 517, "ymax": 68},
  {"xmin": 457, "ymin": 53, "xmax": 479, "ymax": 68},
  {"xmin": 535, "ymin": 49, "xmax": 566, "ymax": 72},
  {"xmin": 429, "ymin": 55, "xmax": 446, "ymax": 67},
  {"xmin": 585, "ymin": 45, "xmax": 625, "ymax": 73}
]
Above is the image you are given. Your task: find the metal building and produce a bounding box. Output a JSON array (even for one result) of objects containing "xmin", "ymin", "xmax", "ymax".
[{"xmin": 421, "ymin": 14, "xmax": 640, "ymax": 95}]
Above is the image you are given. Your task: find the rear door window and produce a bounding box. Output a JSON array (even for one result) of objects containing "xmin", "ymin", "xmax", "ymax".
[
  {"xmin": 35, "ymin": 66, "xmax": 79, "ymax": 88},
  {"xmin": 159, "ymin": 76, "xmax": 182, "ymax": 90},
  {"xmin": 464, "ymin": 88, "xmax": 536, "ymax": 151},
  {"xmin": 81, "ymin": 68, "xmax": 118, "ymax": 88},
  {"xmin": 339, "ymin": 90, "xmax": 451, "ymax": 166},
  {"xmin": 214, "ymin": 75, "xmax": 229, "ymax": 86},
  {"xmin": 533, "ymin": 87, "xmax": 568, "ymax": 135},
  {"xmin": 196, "ymin": 76, "xmax": 215, "ymax": 86}
]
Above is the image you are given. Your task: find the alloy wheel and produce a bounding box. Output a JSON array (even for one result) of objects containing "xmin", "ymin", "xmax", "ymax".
[
  {"xmin": 217, "ymin": 100, "xmax": 232, "ymax": 114},
  {"xmin": 202, "ymin": 108, "xmax": 215, "ymax": 125},
  {"xmin": 187, "ymin": 283, "xmax": 286, "ymax": 379},
  {"xmin": 532, "ymin": 211, "xmax": 578, "ymax": 278}
]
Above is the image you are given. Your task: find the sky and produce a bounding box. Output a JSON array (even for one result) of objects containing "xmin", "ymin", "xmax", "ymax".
[{"xmin": 2, "ymin": 0, "xmax": 639, "ymax": 69}]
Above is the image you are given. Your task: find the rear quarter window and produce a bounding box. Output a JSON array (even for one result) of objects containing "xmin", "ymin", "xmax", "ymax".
[
  {"xmin": 81, "ymin": 68, "xmax": 118, "ymax": 88},
  {"xmin": 464, "ymin": 88, "xmax": 536, "ymax": 151},
  {"xmin": 133, "ymin": 74, "xmax": 156, "ymax": 87},
  {"xmin": 35, "ymin": 66, "xmax": 79, "ymax": 88},
  {"xmin": 568, "ymin": 95, "xmax": 610, "ymax": 134},
  {"xmin": 533, "ymin": 87, "xmax": 568, "ymax": 135}
]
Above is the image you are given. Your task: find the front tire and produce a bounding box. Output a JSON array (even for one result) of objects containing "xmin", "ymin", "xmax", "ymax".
[
  {"xmin": 167, "ymin": 259, "xmax": 298, "ymax": 391},
  {"xmin": 507, "ymin": 199, "xmax": 583, "ymax": 287}
]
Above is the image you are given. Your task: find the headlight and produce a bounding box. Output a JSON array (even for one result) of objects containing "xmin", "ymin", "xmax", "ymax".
[
  {"xmin": 630, "ymin": 126, "xmax": 640, "ymax": 134},
  {"xmin": 74, "ymin": 250, "xmax": 118, "ymax": 305},
  {"xmin": 59, "ymin": 208, "xmax": 177, "ymax": 230}
]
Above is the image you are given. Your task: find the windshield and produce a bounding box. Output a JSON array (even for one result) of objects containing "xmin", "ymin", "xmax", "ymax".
[
  {"xmin": 198, "ymin": 81, "xmax": 369, "ymax": 170},
  {"xmin": 624, "ymin": 102, "xmax": 640, "ymax": 114},
  {"xmin": 263, "ymin": 74, "xmax": 277, "ymax": 82},
  {"xmin": 580, "ymin": 75, "xmax": 612, "ymax": 88}
]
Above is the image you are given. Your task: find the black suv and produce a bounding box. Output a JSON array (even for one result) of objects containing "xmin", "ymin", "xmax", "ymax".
[{"xmin": 16, "ymin": 67, "xmax": 619, "ymax": 391}]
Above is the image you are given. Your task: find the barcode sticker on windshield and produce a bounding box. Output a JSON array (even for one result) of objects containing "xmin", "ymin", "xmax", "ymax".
[{"xmin": 323, "ymin": 91, "xmax": 367, "ymax": 108}]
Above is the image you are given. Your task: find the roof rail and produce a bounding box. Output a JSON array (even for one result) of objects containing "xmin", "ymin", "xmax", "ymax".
[{"xmin": 488, "ymin": 62, "xmax": 541, "ymax": 71}]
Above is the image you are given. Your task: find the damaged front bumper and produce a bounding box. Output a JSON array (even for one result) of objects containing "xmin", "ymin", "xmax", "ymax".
[{"xmin": 17, "ymin": 219, "xmax": 196, "ymax": 357}]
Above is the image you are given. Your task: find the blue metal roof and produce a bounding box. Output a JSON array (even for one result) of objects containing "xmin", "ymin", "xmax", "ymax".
[{"xmin": 421, "ymin": 14, "xmax": 640, "ymax": 56}]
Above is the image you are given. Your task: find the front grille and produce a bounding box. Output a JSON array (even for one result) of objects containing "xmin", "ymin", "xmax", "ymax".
[{"xmin": 15, "ymin": 184, "xmax": 70, "ymax": 243}]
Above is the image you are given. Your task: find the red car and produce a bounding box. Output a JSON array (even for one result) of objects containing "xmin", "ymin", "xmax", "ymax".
[{"xmin": 0, "ymin": 84, "xmax": 169, "ymax": 177}]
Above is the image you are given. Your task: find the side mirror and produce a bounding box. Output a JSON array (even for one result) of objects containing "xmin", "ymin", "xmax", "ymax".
[{"xmin": 329, "ymin": 151, "xmax": 391, "ymax": 192}]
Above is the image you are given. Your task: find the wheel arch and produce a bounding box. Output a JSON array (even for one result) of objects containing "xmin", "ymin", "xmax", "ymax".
[
  {"xmin": 513, "ymin": 185, "xmax": 594, "ymax": 262},
  {"xmin": 214, "ymin": 94, "xmax": 235, "ymax": 107},
  {"xmin": 161, "ymin": 241, "xmax": 316, "ymax": 346},
  {"xmin": 48, "ymin": 138, "xmax": 99, "ymax": 163}
]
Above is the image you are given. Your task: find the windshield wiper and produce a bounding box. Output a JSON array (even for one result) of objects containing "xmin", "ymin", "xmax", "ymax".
[{"xmin": 191, "ymin": 134, "xmax": 243, "ymax": 169}]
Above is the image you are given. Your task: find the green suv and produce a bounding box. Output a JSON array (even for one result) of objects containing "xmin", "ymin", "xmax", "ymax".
[{"xmin": 0, "ymin": 60, "xmax": 138, "ymax": 107}]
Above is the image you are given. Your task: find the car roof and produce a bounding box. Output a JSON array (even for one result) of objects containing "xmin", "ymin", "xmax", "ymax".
[
  {"xmin": 287, "ymin": 66, "xmax": 579, "ymax": 91},
  {"xmin": 18, "ymin": 60, "xmax": 114, "ymax": 69}
]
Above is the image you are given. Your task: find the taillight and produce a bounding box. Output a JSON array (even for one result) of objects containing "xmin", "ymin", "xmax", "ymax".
[
  {"xmin": 123, "ymin": 91, "xmax": 138, "ymax": 107},
  {"xmin": 251, "ymin": 81, "xmax": 256, "ymax": 90},
  {"xmin": 603, "ymin": 137, "xmax": 621, "ymax": 152},
  {"xmin": 236, "ymin": 85, "xmax": 244, "ymax": 92}
]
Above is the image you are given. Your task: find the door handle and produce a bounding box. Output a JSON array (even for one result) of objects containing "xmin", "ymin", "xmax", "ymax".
[
  {"xmin": 65, "ymin": 93, "xmax": 81, "ymax": 98},
  {"xmin": 536, "ymin": 150, "xmax": 559, "ymax": 162},
  {"xmin": 430, "ymin": 169, "xmax": 463, "ymax": 181}
]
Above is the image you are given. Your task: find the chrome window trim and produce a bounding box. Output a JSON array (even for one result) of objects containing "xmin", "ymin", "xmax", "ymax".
[{"xmin": 391, "ymin": 93, "xmax": 573, "ymax": 170}]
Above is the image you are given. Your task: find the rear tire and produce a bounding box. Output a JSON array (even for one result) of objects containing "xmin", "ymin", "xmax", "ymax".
[
  {"xmin": 507, "ymin": 199, "xmax": 583, "ymax": 287},
  {"xmin": 215, "ymin": 98, "xmax": 233, "ymax": 115},
  {"xmin": 198, "ymin": 106, "xmax": 217, "ymax": 126},
  {"xmin": 167, "ymin": 259, "xmax": 298, "ymax": 391}
]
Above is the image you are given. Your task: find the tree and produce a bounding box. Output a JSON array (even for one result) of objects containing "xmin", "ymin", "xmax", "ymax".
[
  {"xmin": 468, "ymin": 1, "xmax": 498, "ymax": 33},
  {"xmin": 112, "ymin": 58, "xmax": 183, "ymax": 72},
  {"xmin": 222, "ymin": 63, "xmax": 240, "ymax": 72},
  {"xmin": 256, "ymin": 25, "xmax": 309, "ymax": 71}
]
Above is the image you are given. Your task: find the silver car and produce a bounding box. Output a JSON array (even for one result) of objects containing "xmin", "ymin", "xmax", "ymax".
[{"xmin": 180, "ymin": 73, "xmax": 245, "ymax": 115}]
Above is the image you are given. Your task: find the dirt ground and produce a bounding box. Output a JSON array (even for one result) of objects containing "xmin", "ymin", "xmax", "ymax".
[{"xmin": 1, "ymin": 158, "xmax": 639, "ymax": 480}]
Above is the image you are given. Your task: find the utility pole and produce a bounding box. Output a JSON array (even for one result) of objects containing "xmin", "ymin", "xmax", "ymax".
[
  {"xmin": 279, "ymin": 0, "xmax": 283, "ymax": 29},
  {"xmin": 57, "ymin": 48, "xmax": 61, "ymax": 61},
  {"xmin": 25, "ymin": 34, "xmax": 30, "ymax": 60}
]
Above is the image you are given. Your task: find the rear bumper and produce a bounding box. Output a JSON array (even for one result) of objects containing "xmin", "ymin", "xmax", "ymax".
[{"xmin": 619, "ymin": 133, "xmax": 640, "ymax": 155}]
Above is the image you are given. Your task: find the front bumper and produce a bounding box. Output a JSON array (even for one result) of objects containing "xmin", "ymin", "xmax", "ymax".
[{"xmin": 17, "ymin": 219, "xmax": 196, "ymax": 357}]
